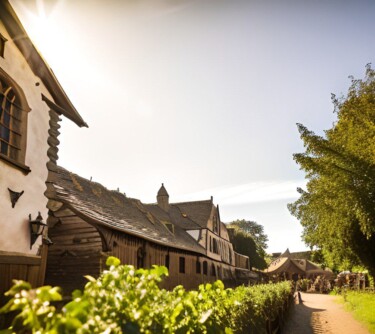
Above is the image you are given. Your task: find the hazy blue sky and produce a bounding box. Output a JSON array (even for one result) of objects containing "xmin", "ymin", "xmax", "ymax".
[{"xmin": 12, "ymin": 0, "xmax": 375, "ymax": 252}]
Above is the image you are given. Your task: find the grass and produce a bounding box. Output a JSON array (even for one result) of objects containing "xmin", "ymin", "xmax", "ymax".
[{"xmin": 337, "ymin": 290, "xmax": 375, "ymax": 334}]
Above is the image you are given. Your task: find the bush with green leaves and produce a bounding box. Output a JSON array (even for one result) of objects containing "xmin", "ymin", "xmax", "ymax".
[{"xmin": 1, "ymin": 257, "xmax": 292, "ymax": 333}]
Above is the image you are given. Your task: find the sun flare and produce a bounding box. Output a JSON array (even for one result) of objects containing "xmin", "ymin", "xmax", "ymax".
[{"xmin": 10, "ymin": 0, "xmax": 66, "ymax": 64}]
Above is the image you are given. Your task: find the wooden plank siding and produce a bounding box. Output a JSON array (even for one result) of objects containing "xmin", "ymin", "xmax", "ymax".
[
  {"xmin": 235, "ymin": 251, "xmax": 250, "ymax": 270},
  {"xmin": 45, "ymin": 208, "xmax": 240, "ymax": 295},
  {"xmin": 0, "ymin": 251, "xmax": 43, "ymax": 305},
  {"xmin": 44, "ymin": 213, "xmax": 103, "ymax": 295}
]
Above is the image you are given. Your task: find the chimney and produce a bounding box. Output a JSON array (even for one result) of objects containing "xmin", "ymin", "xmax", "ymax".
[{"xmin": 157, "ymin": 183, "xmax": 169, "ymax": 211}]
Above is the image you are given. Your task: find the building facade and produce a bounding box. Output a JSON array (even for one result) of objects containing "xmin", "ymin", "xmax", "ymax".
[
  {"xmin": 45, "ymin": 169, "xmax": 252, "ymax": 294},
  {"xmin": 1, "ymin": 0, "xmax": 253, "ymax": 300},
  {"xmin": 0, "ymin": 0, "xmax": 86, "ymax": 302}
]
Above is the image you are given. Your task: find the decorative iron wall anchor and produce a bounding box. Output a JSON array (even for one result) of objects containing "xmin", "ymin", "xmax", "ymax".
[{"xmin": 8, "ymin": 188, "xmax": 24, "ymax": 208}]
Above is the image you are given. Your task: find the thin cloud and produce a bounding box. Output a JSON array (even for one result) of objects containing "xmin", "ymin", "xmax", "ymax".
[{"xmin": 175, "ymin": 180, "xmax": 306, "ymax": 205}]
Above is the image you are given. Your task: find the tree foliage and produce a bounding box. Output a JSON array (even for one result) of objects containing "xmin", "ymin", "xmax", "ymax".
[
  {"xmin": 227, "ymin": 220, "xmax": 269, "ymax": 270},
  {"xmin": 288, "ymin": 64, "xmax": 375, "ymax": 278}
]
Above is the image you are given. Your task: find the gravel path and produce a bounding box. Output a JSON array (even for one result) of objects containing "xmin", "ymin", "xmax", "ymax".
[{"xmin": 282, "ymin": 292, "xmax": 370, "ymax": 334}]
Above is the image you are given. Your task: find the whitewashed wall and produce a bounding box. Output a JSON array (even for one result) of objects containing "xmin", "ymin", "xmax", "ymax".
[{"xmin": 0, "ymin": 20, "xmax": 54, "ymax": 255}]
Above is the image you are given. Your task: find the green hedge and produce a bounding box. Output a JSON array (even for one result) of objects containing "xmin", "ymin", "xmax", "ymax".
[{"xmin": 1, "ymin": 257, "xmax": 292, "ymax": 333}]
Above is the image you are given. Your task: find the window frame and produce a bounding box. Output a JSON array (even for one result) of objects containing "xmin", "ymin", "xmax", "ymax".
[
  {"xmin": 0, "ymin": 33, "xmax": 7, "ymax": 58},
  {"xmin": 179, "ymin": 256, "xmax": 185, "ymax": 274},
  {"xmin": 0, "ymin": 68, "xmax": 31, "ymax": 174},
  {"xmin": 196, "ymin": 259, "xmax": 201, "ymax": 274},
  {"xmin": 165, "ymin": 254, "xmax": 170, "ymax": 269},
  {"xmin": 203, "ymin": 261, "xmax": 208, "ymax": 275}
]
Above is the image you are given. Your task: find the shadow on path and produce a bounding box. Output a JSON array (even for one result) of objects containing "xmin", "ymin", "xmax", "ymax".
[
  {"xmin": 282, "ymin": 300, "xmax": 326, "ymax": 334},
  {"xmin": 282, "ymin": 292, "xmax": 370, "ymax": 334}
]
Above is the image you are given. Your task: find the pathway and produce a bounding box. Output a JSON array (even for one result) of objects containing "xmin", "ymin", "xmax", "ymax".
[{"xmin": 282, "ymin": 292, "xmax": 369, "ymax": 334}]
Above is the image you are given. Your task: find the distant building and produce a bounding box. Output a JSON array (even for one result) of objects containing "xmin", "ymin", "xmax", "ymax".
[
  {"xmin": 45, "ymin": 170, "xmax": 253, "ymax": 294},
  {"xmin": 265, "ymin": 249, "xmax": 333, "ymax": 281}
]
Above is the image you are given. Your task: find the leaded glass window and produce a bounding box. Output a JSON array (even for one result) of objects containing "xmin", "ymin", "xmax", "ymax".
[
  {"xmin": 0, "ymin": 80, "xmax": 23, "ymax": 161},
  {"xmin": 0, "ymin": 68, "xmax": 30, "ymax": 173}
]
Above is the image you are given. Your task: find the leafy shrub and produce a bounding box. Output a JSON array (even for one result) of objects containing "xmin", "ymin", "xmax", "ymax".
[
  {"xmin": 1, "ymin": 257, "xmax": 292, "ymax": 333},
  {"xmin": 297, "ymin": 278, "xmax": 310, "ymax": 292}
]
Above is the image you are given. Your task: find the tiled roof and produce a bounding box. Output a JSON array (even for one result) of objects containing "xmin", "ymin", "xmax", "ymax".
[
  {"xmin": 171, "ymin": 200, "xmax": 213, "ymax": 228},
  {"xmin": 47, "ymin": 166, "xmax": 206, "ymax": 255},
  {"xmin": 145, "ymin": 204, "xmax": 202, "ymax": 230}
]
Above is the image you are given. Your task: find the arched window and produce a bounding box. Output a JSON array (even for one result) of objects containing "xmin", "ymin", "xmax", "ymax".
[
  {"xmin": 211, "ymin": 263, "xmax": 216, "ymax": 276},
  {"xmin": 0, "ymin": 68, "xmax": 30, "ymax": 173}
]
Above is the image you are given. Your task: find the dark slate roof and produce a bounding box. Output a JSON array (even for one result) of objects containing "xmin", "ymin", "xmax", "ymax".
[
  {"xmin": 144, "ymin": 204, "xmax": 202, "ymax": 230},
  {"xmin": 157, "ymin": 184, "xmax": 169, "ymax": 197},
  {"xmin": 47, "ymin": 166, "xmax": 206, "ymax": 255},
  {"xmin": 171, "ymin": 200, "xmax": 213, "ymax": 228}
]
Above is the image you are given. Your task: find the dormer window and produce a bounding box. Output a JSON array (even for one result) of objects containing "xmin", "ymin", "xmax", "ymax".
[
  {"xmin": 0, "ymin": 34, "xmax": 7, "ymax": 58},
  {"xmin": 162, "ymin": 221, "xmax": 174, "ymax": 234},
  {"xmin": 0, "ymin": 69, "xmax": 30, "ymax": 173}
]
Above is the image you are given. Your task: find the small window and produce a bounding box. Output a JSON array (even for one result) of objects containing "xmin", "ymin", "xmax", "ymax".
[
  {"xmin": 165, "ymin": 254, "xmax": 170, "ymax": 269},
  {"xmin": 179, "ymin": 256, "xmax": 185, "ymax": 274},
  {"xmin": 196, "ymin": 259, "xmax": 201, "ymax": 274},
  {"xmin": 211, "ymin": 263, "xmax": 216, "ymax": 276},
  {"xmin": 213, "ymin": 215, "xmax": 219, "ymax": 233},
  {"xmin": 0, "ymin": 34, "xmax": 7, "ymax": 58},
  {"xmin": 163, "ymin": 222, "xmax": 174, "ymax": 234},
  {"xmin": 213, "ymin": 239, "xmax": 218, "ymax": 254},
  {"xmin": 203, "ymin": 261, "xmax": 208, "ymax": 275},
  {"xmin": 209, "ymin": 236, "xmax": 212, "ymax": 252}
]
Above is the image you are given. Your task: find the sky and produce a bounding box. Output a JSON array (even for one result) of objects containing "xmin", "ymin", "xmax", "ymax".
[{"xmin": 11, "ymin": 0, "xmax": 375, "ymax": 253}]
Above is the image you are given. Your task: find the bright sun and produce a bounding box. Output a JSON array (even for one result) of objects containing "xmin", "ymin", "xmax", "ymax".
[{"xmin": 10, "ymin": 0, "xmax": 66, "ymax": 64}]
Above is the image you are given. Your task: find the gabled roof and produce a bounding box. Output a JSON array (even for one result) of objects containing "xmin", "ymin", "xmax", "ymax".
[
  {"xmin": 280, "ymin": 248, "xmax": 291, "ymax": 258},
  {"xmin": 144, "ymin": 203, "xmax": 202, "ymax": 230},
  {"xmin": 171, "ymin": 200, "xmax": 213, "ymax": 228},
  {"xmin": 265, "ymin": 257, "xmax": 305, "ymax": 275},
  {"xmin": 266, "ymin": 249, "xmax": 333, "ymax": 277},
  {"xmin": 46, "ymin": 166, "xmax": 206, "ymax": 255},
  {"xmin": 0, "ymin": 1, "xmax": 87, "ymax": 127}
]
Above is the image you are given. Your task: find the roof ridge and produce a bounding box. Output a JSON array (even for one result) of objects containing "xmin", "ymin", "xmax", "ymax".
[{"xmin": 171, "ymin": 199, "xmax": 212, "ymax": 205}]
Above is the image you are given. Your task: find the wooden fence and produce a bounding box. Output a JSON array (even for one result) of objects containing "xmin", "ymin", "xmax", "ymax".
[{"xmin": 0, "ymin": 249, "xmax": 47, "ymax": 305}]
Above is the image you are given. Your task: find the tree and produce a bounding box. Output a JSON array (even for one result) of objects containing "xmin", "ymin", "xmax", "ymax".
[
  {"xmin": 228, "ymin": 220, "xmax": 268, "ymax": 250},
  {"xmin": 227, "ymin": 220, "xmax": 269, "ymax": 270},
  {"xmin": 288, "ymin": 64, "xmax": 375, "ymax": 279}
]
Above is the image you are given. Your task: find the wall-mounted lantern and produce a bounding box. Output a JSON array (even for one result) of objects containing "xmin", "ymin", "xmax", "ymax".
[{"xmin": 29, "ymin": 212, "xmax": 47, "ymax": 249}]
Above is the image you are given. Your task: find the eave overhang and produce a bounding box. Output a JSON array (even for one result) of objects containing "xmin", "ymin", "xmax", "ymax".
[{"xmin": 0, "ymin": 1, "xmax": 88, "ymax": 128}]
